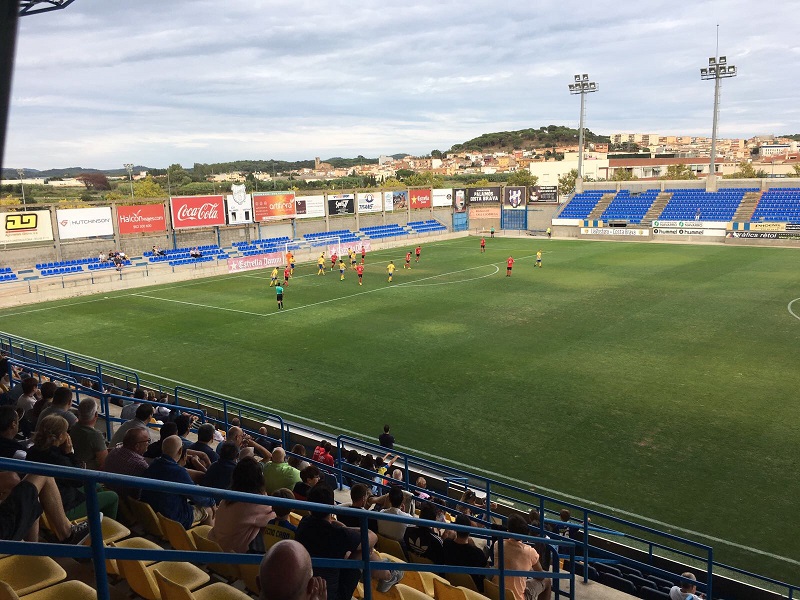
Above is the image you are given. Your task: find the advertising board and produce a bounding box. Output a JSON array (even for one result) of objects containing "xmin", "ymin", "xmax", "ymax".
[
  {"xmin": 0, "ymin": 210, "xmax": 53, "ymax": 244},
  {"xmin": 57, "ymin": 207, "xmax": 114, "ymax": 239},
  {"xmin": 295, "ymin": 195, "xmax": 326, "ymax": 219},
  {"xmin": 117, "ymin": 204, "xmax": 166, "ymax": 234},
  {"xmin": 170, "ymin": 196, "xmax": 226, "ymax": 229},
  {"xmin": 253, "ymin": 192, "xmax": 296, "ymax": 222}
]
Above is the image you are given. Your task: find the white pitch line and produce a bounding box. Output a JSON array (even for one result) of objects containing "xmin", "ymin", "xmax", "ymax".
[
  {"xmin": 130, "ymin": 294, "xmax": 269, "ymax": 317},
  {"xmin": 0, "ymin": 331, "xmax": 797, "ymax": 566},
  {"xmin": 788, "ymin": 298, "xmax": 800, "ymax": 321}
]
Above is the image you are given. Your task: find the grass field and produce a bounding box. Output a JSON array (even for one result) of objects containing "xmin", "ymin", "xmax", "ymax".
[{"xmin": 2, "ymin": 237, "xmax": 799, "ymax": 584}]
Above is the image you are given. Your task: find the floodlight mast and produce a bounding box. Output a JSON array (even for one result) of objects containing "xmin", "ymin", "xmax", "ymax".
[
  {"xmin": 701, "ymin": 54, "xmax": 736, "ymax": 188},
  {"xmin": 18, "ymin": 1, "xmax": 77, "ymax": 16},
  {"xmin": 568, "ymin": 74, "xmax": 598, "ymax": 187}
]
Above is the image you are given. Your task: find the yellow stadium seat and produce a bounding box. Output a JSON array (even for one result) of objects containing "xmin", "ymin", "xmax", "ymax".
[
  {"xmin": 237, "ymin": 563, "xmax": 260, "ymax": 595},
  {"xmin": 158, "ymin": 513, "xmax": 211, "ymax": 551},
  {"xmin": 118, "ymin": 558, "xmax": 210, "ymax": 600},
  {"xmin": 127, "ymin": 498, "xmax": 166, "ymax": 540},
  {"xmin": 398, "ymin": 583, "xmax": 436, "ymax": 600},
  {"xmin": 0, "ymin": 556, "xmax": 66, "ymax": 596},
  {"xmin": 0, "ymin": 580, "xmax": 96, "ymax": 600},
  {"xmin": 433, "ymin": 578, "xmax": 468, "ymax": 600},
  {"xmin": 191, "ymin": 531, "xmax": 240, "ymax": 582},
  {"xmin": 262, "ymin": 523, "xmax": 295, "ymax": 551},
  {"xmin": 105, "ymin": 537, "xmax": 162, "ymax": 577},
  {"xmin": 376, "ymin": 534, "xmax": 406, "ymax": 561},
  {"xmin": 288, "ymin": 512, "xmax": 303, "ymax": 527},
  {"xmin": 445, "ymin": 572, "xmax": 479, "ymax": 593},
  {"xmin": 458, "ymin": 587, "xmax": 492, "ymax": 600},
  {"xmin": 370, "ymin": 578, "xmax": 403, "ymax": 600},
  {"xmin": 155, "ymin": 571, "xmax": 252, "ymax": 600},
  {"xmin": 482, "ymin": 579, "xmax": 514, "ymax": 600}
]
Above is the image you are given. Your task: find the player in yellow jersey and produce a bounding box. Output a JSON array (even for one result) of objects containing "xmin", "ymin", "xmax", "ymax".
[
  {"xmin": 317, "ymin": 253, "xmax": 326, "ymax": 275},
  {"xmin": 269, "ymin": 266, "xmax": 279, "ymax": 286},
  {"xmin": 286, "ymin": 251, "xmax": 295, "ymax": 275},
  {"xmin": 338, "ymin": 260, "xmax": 346, "ymax": 280},
  {"xmin": 536, "ymin": 250, "xmax": 542, "ymax": 268},
  {"xmin": 386, "ymin": 261, "xmax": 396, "ymax": 282}
]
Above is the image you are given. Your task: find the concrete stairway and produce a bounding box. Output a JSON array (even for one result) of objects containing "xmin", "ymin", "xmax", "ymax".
[
  {"xmin": 587, "ymin": 193, "xmax": 617, "ymax": 220},
  {"xmin": 640, "ymin": 192, "xmax": 672, "ymax": 225},
  {"xmin": 732, "ymin": 190, "xmax": 762, "ymax": 222}
]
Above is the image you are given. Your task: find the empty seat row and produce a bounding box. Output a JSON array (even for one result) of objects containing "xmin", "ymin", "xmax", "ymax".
[
  {"xmin": 0, "ymin": 273, "xmax": 17, "ymax": 282},
  {"xmin": 40, "ymin": 265, "xmax": 83, "ymax": 276}
]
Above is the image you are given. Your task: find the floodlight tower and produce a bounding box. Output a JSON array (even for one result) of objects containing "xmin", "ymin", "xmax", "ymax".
[
  {"xmin": 700, "ymin": 55, "xmax": 736, "ymax": 187},
  {"xmin": 124, "ymin": 163, "xmax": 134, "ymax": 199},
  {"xmin": 16, "ymin": 167, "xmax": 26, "ymax": 207},
  {"xmin": 568, "ymin": 74, "xmax": 598, "ymax": 185}
]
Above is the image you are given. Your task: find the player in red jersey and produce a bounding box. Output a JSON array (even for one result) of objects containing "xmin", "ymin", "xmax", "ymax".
[
  {"xmin": 506, "ymin": 256, "xmax": 514, "ymax": 277},
  {"xmin": 415, "ymin": 245, "xmax": 421, "ymax": 263},
  {"xmin": 360, "ymin": 246, "xmax": 366, "ymax": 265},
  {"xmin": 404, "ymin": 251, "xmax": 412, "ymax": 269},
  {"xmin": 283, "ymin": 266, "xmax": 291, "ymax": 284},
  {"xmin": 356, "ymin": 263, "xmax": 365, "ymax": 285},
  {"xmin": 331, "ymin": 252, "xmax": 338, "ymax": 271},
  {"xmin": 480, "ymin": 237, "xmax": 486, "ymax": 253}
]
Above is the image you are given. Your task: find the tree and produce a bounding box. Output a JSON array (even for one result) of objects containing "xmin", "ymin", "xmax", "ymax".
[
  {"xmin": 381, "ymin": 177, "xmax": 404, "ymax": 188},
  {"xmin": 431, "ymin": 149, "xmax": 443, "ymax": 159},
  {"xmin": 507, "ymin": 170, "xmax": 538, "ymax": 187},
  {"xmin": 661, "ymin": 164, "xmax": 697, "ymax": 180},
  {"xmin": 395, "ymin": 169, "xmax": 415, "ymax": 180},
  {"xmin": 76, "ymin": 172, "xmax": 111, "ymax": 190},
  {"xmin": 167, "ymin": 164, "xmax": 192, "ymax": 187},
  {"xmin": 611, "ymin": 169, "xmax": 638, "ymax": 181},
  {"xmin": 405, "ymin": 172, "xmax": 444, "ymax": 188},
  {"xmin": 132, "ymin": 176, "xmax": 166, "ymax": 199},
  {"xmin": 466, "ymin": 178, "xmax": 491, "ymax": 188},
  {"xmin": 724, "ymin": 161, "xmax": 768, "ymax": 179},
  {"xmin": 558, "ymin": 169, "xmax": 578, "ymax": 196},
  {"xmin": 791, "ymin": 164, "xmax": 800, "ymax": 178}
]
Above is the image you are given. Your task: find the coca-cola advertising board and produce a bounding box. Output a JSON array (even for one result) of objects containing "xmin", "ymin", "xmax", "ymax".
[
  {"xmin": 409, "ymin": 188, "xmax": 432, "ymax": 209},
  {"xmin": 170, "ymin": 196, "xmax": 226, "ymax": 229},
  {"xmin": 253, "ymin": 192, "xmax": 296, "ymax": 222},
  {"xmin": 118, "ymin": 204, "xmax": 167, "ymax": 234}
]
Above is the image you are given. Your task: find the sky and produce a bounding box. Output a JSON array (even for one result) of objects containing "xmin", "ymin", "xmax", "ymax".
[{"xmin": 4, "ymin": 0, "xmax": 799, "ymax": 170}]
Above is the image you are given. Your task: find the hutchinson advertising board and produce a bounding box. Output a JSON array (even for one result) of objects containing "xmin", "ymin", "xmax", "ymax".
[
  {"xmin": 327, "ymin": 194, "xmax": 355, "ymax": 216},
  {"xmin": 295, "ymin": 195, "xmax": 326, "ymax": 219},
  {"xmin": 357, "ymin": 192, "xmax": 382, "ymax": 214},
  {"xmin": 432, "ymin": 189, "xmax": 453, "ymax": 208},
  {"xmin": 0, "ymin": 210, "xmax": 53, "ymax": 244},
  {"xmin": 253, "ymin": 192, "xmax": 296, "ymax": 222},
  {"xmin": 117, "ymin": 204, "xmax": 166, "ymax": 234},
  {"xmin": 467, "ymin": 186, "xmax": 501, "ymax": 204},
  {"xmin": 170, "ymin": 195, "xmax": 226, "ymax": 229},
  {"xmin": 57, "ymin": 207, "xmax": 114, "ymax": 240},
  {"xmin": 409, "ymin": 188, "xmax": 432, "ymax": 209},
  {"xmin": 503, "ymin": 186, "xmax": 526, "ymax": 210}
]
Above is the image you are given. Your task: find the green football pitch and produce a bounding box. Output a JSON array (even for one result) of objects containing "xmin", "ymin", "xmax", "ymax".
[{"xmin": 2, "ymin": 237, "xmax": 799, "ymax": 583}]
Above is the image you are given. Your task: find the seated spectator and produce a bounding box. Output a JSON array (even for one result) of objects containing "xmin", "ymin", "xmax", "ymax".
[
  {"xmin": 493, "ymin": 514, "xmax": 551, "ymax": 600},
  {"xmin": 223, "ymin": 425, "xmax": 272, "ymax": 461},
  {"xmin": 190, "ymin": 423, "xmax": 220, "ymax": 464},
  {"xmin": 267, "ymin": 487, "xmax": 298, "ymax": 532},
  {"xmin": 144, "ymin": 422, "xmax": 178, "ymax": 459},
  {"xmin": 15, "ymin": 377, "xmax": 39, "ymax": 420},
  {"xmin": 358, "ymin": 454, "xmax": 380, "ymax": 494},
  {"xmin": 404, "ymin": 503, "xmax": 444, "ymax": 564},
  {"xmin": 69, "ymin": 398, "xmax": 108, "ymax": 470},
  {"xmin": 25, "ymin": 381, "xmax": 58, "ymax": 436},
  {"xmin": 263, "ymin": 447, "xmax": 301, "ymax": 494},
  {"xmin": 377, "ymin": 486, "xmax": 408, "ymax": 542},
  {"xmin": 336, "ymin": 483, "xmax": 377, "ymax": 531},
  {"xmin": 255, "ymin": 425, "xmax": 281, "ymax": 452},
  {"xmin": 174, "ymin": 414, "xmax": 196, "ymax": 449},
  {"xmin": 295, "ymin": 483, "xmax": 402, "ymax": 600},
  {"xmin": 414, "ymin": 476, "xmax": 430, "ymax": 501},
  {"xmin": 102, "ymin": 428, "xmax": 150, "ymax": 498},
  {"xmin": 293, "ymin": 465, "xmax": 321, "ymax": 501},
  {"xmin": 26, "ymin": 414, "xmax": 118, "ymax": 520},
  {"xmin": 110, "ymin": 402, "xmax": 154, "ymax": 448},
  {"xmin": 0, "ymin": 471, "xmax": 91, "ymax": 544},
  {"xmin": 202, "ymin": 441, "xmax": 239, "ymax": 492},
  {"xmin": 37, "ymin": 386, "xmax": 78, "ymax": 429},
  {"xmin": 258, "ymin": 539, "xmax": 326, "ymax": 600},
  {"xmin": 141, "ymin": 435, "xmax": 215, "ymax": 529},
  {"xmin": 287, "ymin": 443, "xmax": 310, "ymax": 472},
  {"xmin": 152, "ymin": 245, "xmax": 166, "ymax": 257},
  {"xmin": 98, "ymin": 251, "xmax": 107, "ymax": 263},
  {"xmin": 0, "ymin": 406, "xmax": 27, "ymax": 460},
  {"xmin": 120, "ymin": 388, "xmax": 146, "ymax": 422},
  {"xmin": 311, "ymin": 441, "xmax": 334, "ymax": 468},
  {"xmin": 341, "ymin": 449, "xmax": 361, "ymax": 487},
  {"xmin": 209, "ymin": 457, "xmax": 276, "ymax": 554},
  {"xmin": 443, "ymin": 513, "xmax": 488, "ymax": 591},
  {"xmin": 669, "ymin": 572, "xmax": 704, "ymax": 600},
  {"xmin": 190, "ymin": 247, "xmax": 202, "ymax": 258}
]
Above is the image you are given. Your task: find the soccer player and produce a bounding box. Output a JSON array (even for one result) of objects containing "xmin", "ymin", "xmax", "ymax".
[
  {"xmin": 331, "ymin": 252, "xmax": 338, "ymax": 271},
  {"xmin": 404, "ymin": 251, "xmax": 412, "ymax": 269},
  {"xmin": 480, "ymin": 237, "xmax": 486, "ymax": 253},
  {"xmin": 269, "ymin": 266, "xmax": 279, "ymax": 287},
  {"xmin": 415, "ymin": 245, "xmax": 421, "ymax": 263},
  {"xmin": 283, "ymin": 265, "xmax": 291, "ymax": 285},
  {"xmin": 546, "ymin": 227, "xmax": 551, "ymax": 239},
  {"xmin": 490, "ymin": 226, "xmax": 495, "ymax": 238},
  {"xmin": 536, "ymin": 250, "xmax": 543, "ymax": 268},
  {"xmin": 361, "ymin": 246, "xmax": 366, "ymax": 265},
  {"xmin": 317, "ymin": 253, "xmax": 326, "ymax": 275},
  {"xmin": 350, "ymin": 249, "xmax": 358, "ymax": 269},
  {"xmin": 506, "ymin": 256, "xmax": 514, "ymax": 277},
  {"xmin": 338, "ymin": 259, "xmax": 347, "ymax": 281},
  {"xmin": 286, "ymin": 251, "xmax": 295, "ymax": 275},
  {"xmin": 356, "ymin": 263, "xmax": 364, "ymax": 285},
  {"xmin": 275, "ymin": 283, "xmax": 284, "ymax": 310},
  {"xmin": 387, "ymin": 261, "xmax": 396, "ymax": 282}
]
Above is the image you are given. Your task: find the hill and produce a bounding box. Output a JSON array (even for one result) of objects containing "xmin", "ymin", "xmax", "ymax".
[{"xmin": 450, "ymin": 125, "xmax": 609, "ymax": 152}]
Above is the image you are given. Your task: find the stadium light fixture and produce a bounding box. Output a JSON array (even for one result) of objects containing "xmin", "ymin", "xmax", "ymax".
[
  {"xmin": 701, "ymin": 52, "xmax": 736, "ymax": 183},
  {"xmin": 16, "ymin": 168, "xmax": 25, "ymax": 207},
  {"xmin": 568, "ymin": 73, "xmax": 598, "ymax": 183},
  {"xmin": 124, "ymin": 163, "xmax": 134, "ymax": 199}
]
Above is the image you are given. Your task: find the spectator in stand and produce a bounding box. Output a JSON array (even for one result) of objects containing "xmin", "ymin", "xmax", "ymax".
[
  {"xmin": 141, "ymin": 435, "xmax": 215, "ymax": 529},
  {"xmin": 293, "ymin": 465, "xmax": 322, "ymax": 501},
  {"xmin": 414, "ymin": 476, "xmax": 430, "ymax": 501},
  {"xmin": 120, "ymin": 388, "xmax": 146, "ymax": 422},
  {"xmin": 336, "ymin": 483, "xmax": 377, "ymax": 531},
  {"xmin": 0, "ymin": 471, "xmax": 91, "ymax": 544},
  {"xmin": 443, "ymin": 513, "xmax": 488, "ymax": 591},
  {"xmin": 669, "ymin": 572, "xmax": 705, "ymax": 600},
  {"xmin": 311, "ymin": 441, "xmax": 335, "ymax": 468},
  {"xmin": 287, "ymin": 443, "xmax": 311, "ymax": 472},
  {"xmin": 152, "ymin": 245, "xmax": 166, "ymax": 257},
  {"xmin": 377, "ymin": 486, "xmax": 408, "ymax": 543},
  {"xmin": 202, "ymin": 441, "xmax": 239, "ymax": 493},
  {"xmin": 190, "ymin": 247, "xmax": 202, "ymax": 259},
  {"xmin": 102, "ymin": 428, "xmax": 151, "ymax": 498},
  {"xmin": 25, "ymin": 381, "xmax": 58, "ymax": 435},
  {"xmin": 190, "ymin": 423, "xmax": 220, "ymax": 464},
  {"xmin": 341, "ymin": 449, "xmax": 361, "ymax": 487},
  {"xmin": 258, "ymin": 539, "xmax": 327, "ymax": 600},
  {"xmin": 267, "ymin": 487, "xmax": 298, "ymax": 532},
  {"xmin": 255, "ymin": 425, "xmax": 282, "ymax": 452},
  {"xmin": 223, "ymin": 426, "xmax": 272, "ymax": 461},
  {"xmin": 69, "ymin": 398, "xmax": 108, "ymax": 470},
  {"xmin": 493, "ymin": 514, "xmax": 551, "ymax": 600},
  {"xmin": 26, "ymin": 414, "xmax": 119, "ymax": 520},
  {"xmin": 0, "ymin": 406, "xmax": 27, "ymax": 460},
  {"xmin": 15, "ymin": 377, "xmax": 39, "ymax": 420},
  {"xmin": 379, "ymin": 425, "xmax": 394, "ymax": 449},
  {"xmin": 37, "ymin": 386, "xmax": 77, "ymax": 429},
  {"xmin": 174, "ymin": 414, "xmax": 196, "ymax": 449},
  {"xmin": 404, "ymin": 503, "xmax": 444, "ymax": 564},
  {"xmin": 295, "ymin": 483, "xmax": 403, "ymax": 600},
  {"xmin": 110, "ymin": 402, "xmax": 154, "ymax": 448},
  {"xmin": 358, "ymin": 454, "xmax": 381, "ymax": 494},
  {"xmin": 209, "ymin": 457, "xmax": 276, "ymax": 554},
  {"xmin": 263, "ymin": 447, "xmax": 301, "ymax": 494},
  {"xmin": 144, "ymin": 422, "xmax": 178, "ymax": 459}
]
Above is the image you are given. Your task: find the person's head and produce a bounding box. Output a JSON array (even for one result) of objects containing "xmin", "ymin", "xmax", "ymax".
[
  {"xmin": 231, "ymin": 417, "xmax": 241, "ymax": 427},
  {"xmin": 227, "ymin": 426, "xmax": 244, "ymax": 447},
  {"xmin": 135, "ymin": 403, "xmax": 155, "ymax": 422},
  {"xmin": 388, "ymin": 486, "xmax": 404, "ymax": 509},
  {"xmin": 133, "ymin": 388, "xmax": 146, "ymax": 400},
  {"xmin": 383, "ymin": 424, "xmax": 390, "ymax": 434},
  {"xmin": 347, "ymin": 449, "xmax": 360, "ymax": 464},
  {"xmin": 33, "ymin": 414, "xmax": 69, "ymax": 450},
  {"xmin": 350, "ymin": 483, "xmax": 369, "ymax": 506},
  {"xmin": 306, "ymin": 481, "xmax": 334, "ymax": 518},
  {"xmin": 271, "ymin": 447, "xmax": 286, "ymax": 463},
  {"xmin": 416, "ymin": 476, "xmax": 427, "ymax": 489},
  {"xmin": 391, "ymin": 468, "xmax": 403, "ymax": 481},
  {"xmin": 323, "ymin": 441, "xmax": 333, "ymax": 454},
  {"xmin": 271, "ymin": 488, "xmax": 295, "ymax": 518},
  {"xmin": 0, "ymin": 405, "xmax": 19, "ymax": 437},
  {"xmin": 454, "ymin": 513, "xmax": 472, "ymax": 540},
  {"xmin": 174, "ymin": 414, "xmax": 191, "ymax": 437},
  {"xmin": 258, "ymin": 540, "xmax": 314, "ymax": 600},
  {"xmin": 359, "ymin": 454, "xmax": 375, "ymax": 471},
  {"xmin": 52, "ymin": 386, "xmax": 72, "ymax": 408},
  {"xmin": 259, "ymin": 426, "xmax": 268, "ymax": 436},
  {"xmin": 507, "ymin": 514, "xmax": 529, "ymax": 535},
  {"xmin": 300, "ymin": 465, "xmax": 321, "ymax": 486},
  {"xmin": 21, "ymin": 377, "xmax": 38, "ymax": 395},
  {"xmin": 158, "ymin": 422, "xmax": 178, "ymax": 440},
  {"xmin": 218, "ymin": 441, "xmax": 240, "ymax": 462},
  {"xmin": 197, "ymin": 423, "xmax": 215, "ymax": 444},
  {"xmin": 679, "ymin": 572, "xmax": 697, "ymax": 593},
  {"xmin": 418, "ymin": 503, "xmax": 437, "ymax": 524},
  {"xmin": 122, "ymin": 427, "xmax": 151, "ymax": 454},
  {"xmin": 230, "ymin": 456, "xmax": 266, "ymax": 498},
  {"xmin": 40, "ymin": 381, "xmax": 58, "ymax": 401},
  {"xmin": 560, "ymin": 509, "xmax": 571, "ymax": 522},
  {"xmin": 162, "ymin": 435, "xmax": 183, "ymax": 460},
  {"xmin": 77, "ymin": 398, "xmax": 98, "ymax": 424},
  {"xmin": 528, "ymin": 508, "xmax": 541, "ymax": 526}
]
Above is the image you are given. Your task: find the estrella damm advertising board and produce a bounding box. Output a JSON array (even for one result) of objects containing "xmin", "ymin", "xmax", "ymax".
[{"xmin": 0, "ymin": 210, "xmax": 54, "ymax": 244}]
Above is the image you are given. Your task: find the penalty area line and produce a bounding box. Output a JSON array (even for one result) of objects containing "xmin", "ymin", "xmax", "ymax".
[{"xmin": 788, "ymin": 298, "xmax": 800, "ymax": 321}]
